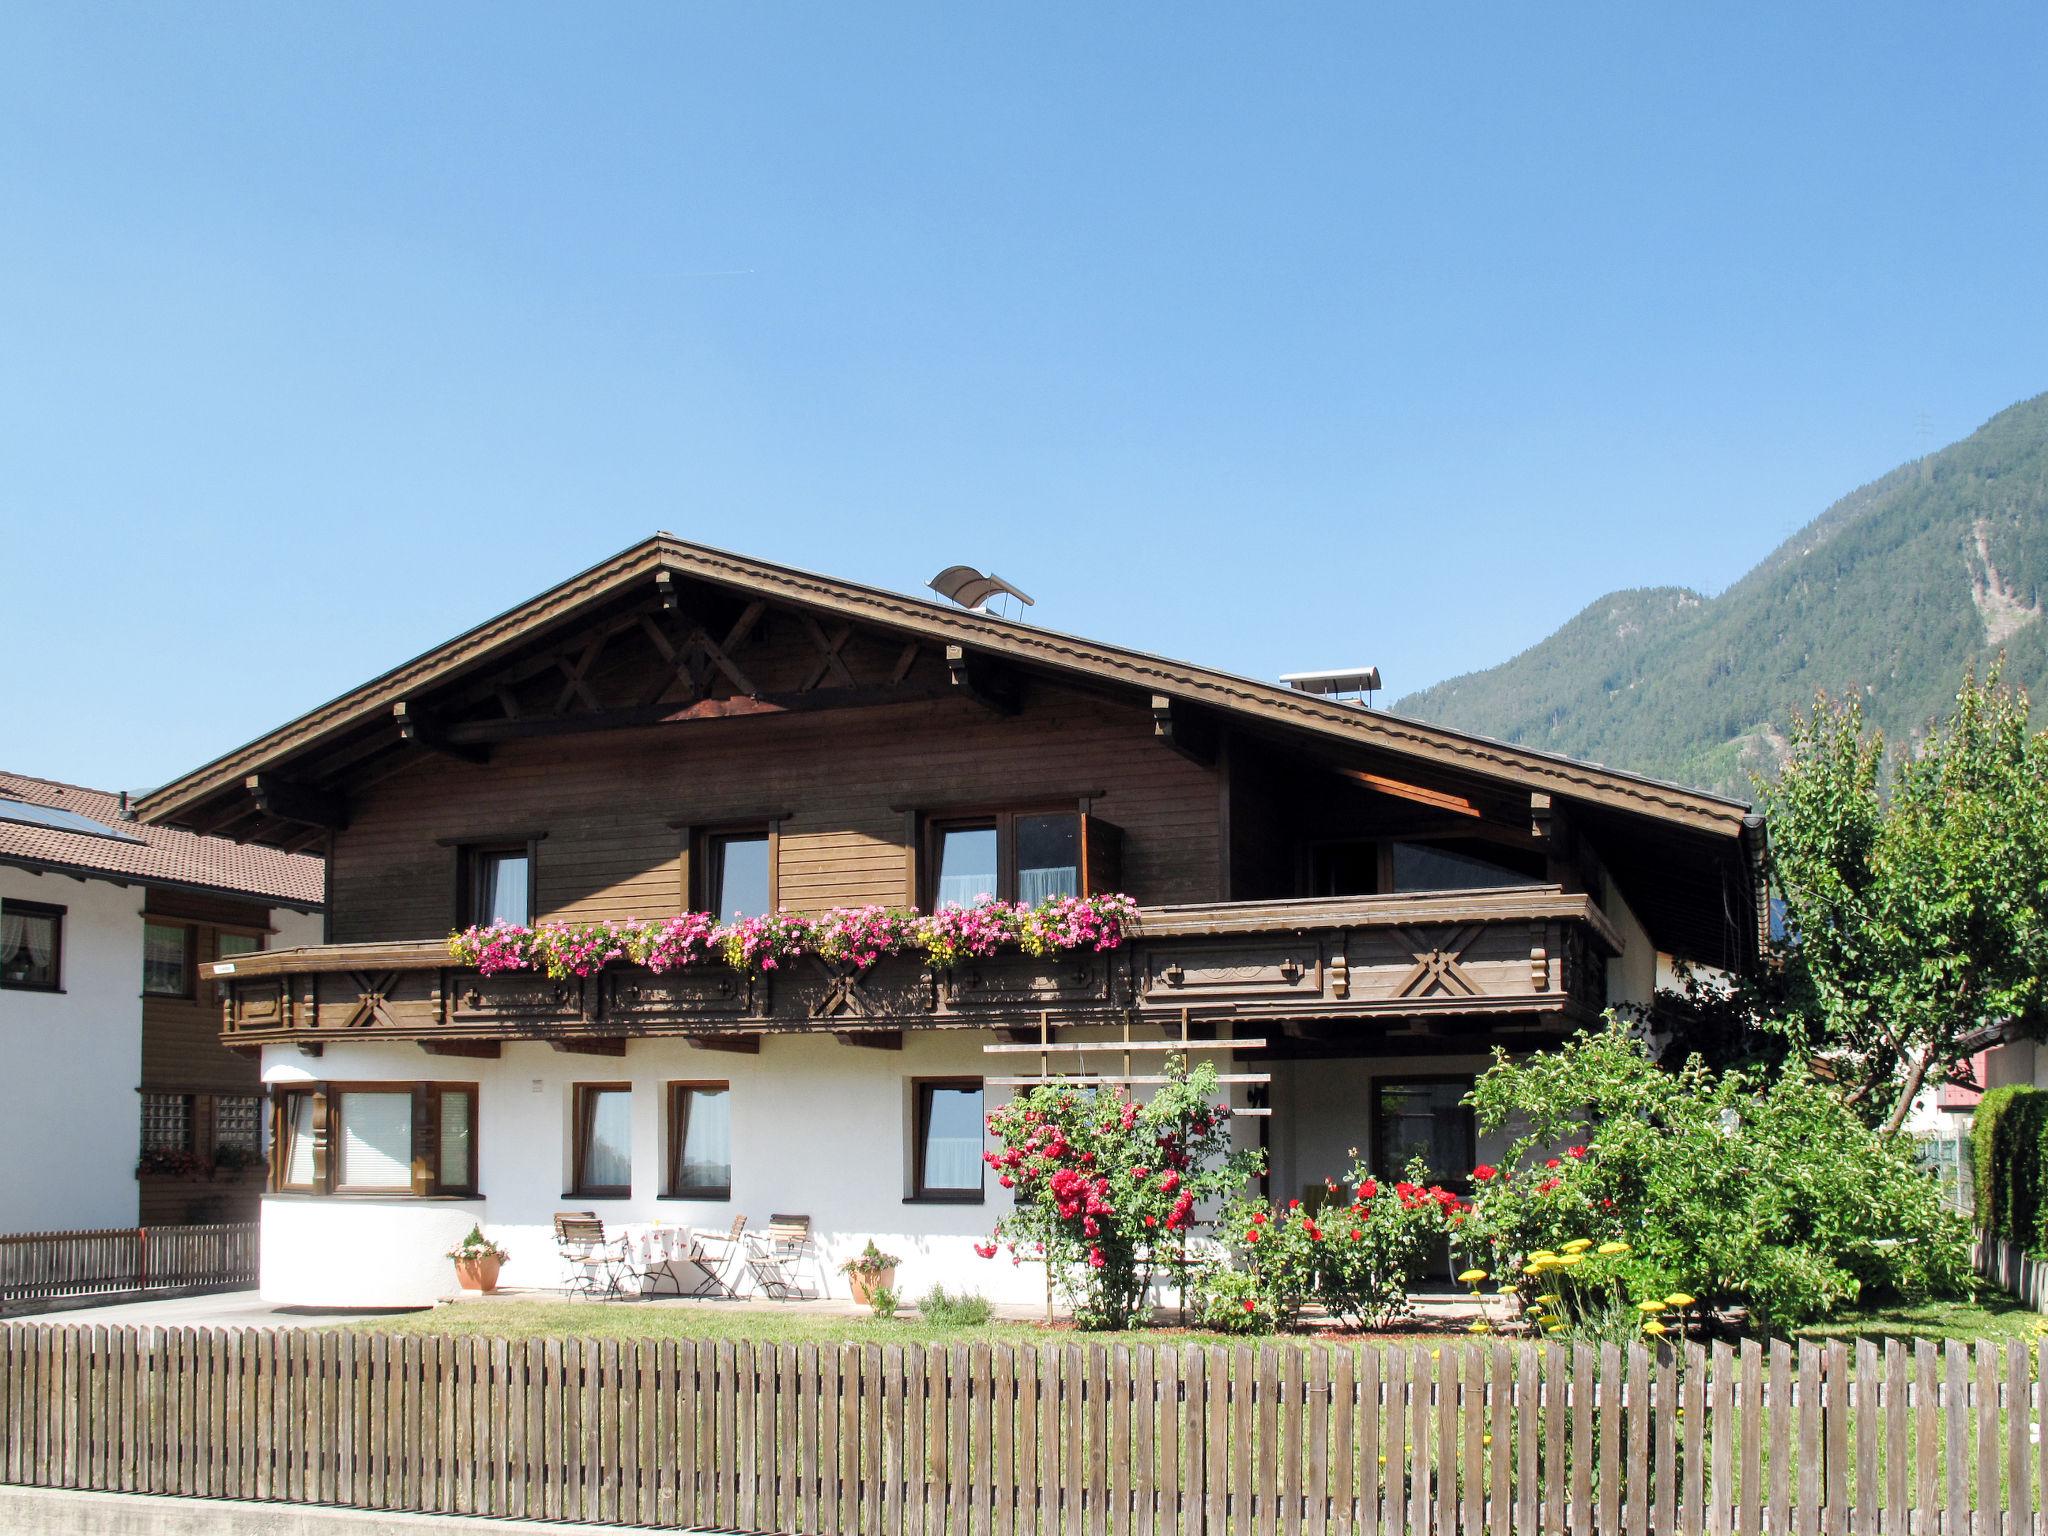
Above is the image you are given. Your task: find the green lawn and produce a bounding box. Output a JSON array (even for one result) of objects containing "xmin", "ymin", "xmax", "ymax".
[
  {"xmin": 333, "ymin": 1292, "xmax": 2045, "ymax": 1350},
  {"xmin": 336, "ymin": 1301, "xmax": 1459, "ymax": 1351},
  {"xmin": 1794, "ymin": 1290, "xmax": 2044, "ymax": 1346}
]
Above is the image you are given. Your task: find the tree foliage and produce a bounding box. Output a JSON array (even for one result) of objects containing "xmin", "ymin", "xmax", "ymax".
[
  {"xmin": 1760, "ymin": 664, "xmax": 2048, "ymax": 1131},
  {"xmin": 1465, "ymin": 1018, "xmax": 1973, "ymax": 1330}
]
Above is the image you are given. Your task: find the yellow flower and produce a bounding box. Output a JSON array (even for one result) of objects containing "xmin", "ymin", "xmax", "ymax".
[
  {"xmin": 1558, "ymin": 1253, "xmax": 1585, "ymax": 1268},
  {"xmin": 1522, "ymin": 1265, "xmax": 1544, "ymax": 1277},
  {"xmin": 1458, "ymin": 1268, "xmax": 1489, "ymax": 1285},
  {"xmin": 1467, "ymin": 1321, "xmax": 1491, "ymax": 1333},
  {"xmin": 1562, "ymin": 1238, "xmax": 1594, "ymax": 1255},
  {"xmin": 1597, "ymin": 1241, "xmax": 1630, "ymax": 1256},
  {"xmin": 1540, "ymin": 1294, "xmax": 1564, "ymax": 1306},
  {"xmin": 1530, "ymin": 1250, "xmax": 1558, "ymax": 1263},
  {"xmin": 1545, "ymin": 1324, "xmax": 1567, "ymax": 1335},
  {"xmin": 1643, "ymin": 1321, "xmax": 1669, "ymax": 1336},
  {"xmin": 1664, "ymin": 1293, "xmax": 1696, "ymax": 1309},
  {"xmin": 1636, "ymin": 1300, "xmax": 1666, "ymax": 1314}
]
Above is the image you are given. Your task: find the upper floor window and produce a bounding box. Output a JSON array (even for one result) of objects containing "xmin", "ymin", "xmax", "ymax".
[
  {"xmin": 463, "ymin": 845, "xmax": 532, "ymax": 927},
  {"xmin": 927, "ymin": 810, "xmax": 1092, "ymax": 907},
  {"xmin": 0, "ymin": 900, "xmax": 62, "ymax": 991},
  {"xmin": 216, "ymin": 931, "xmax": 263, "ymax": 962},
  {"xmin": 708, "ymin": 833, "xmax": 771, "ymax": 919},
  {"xmin": 1388, "ymin": 840, "xmax": 1542, "ymax": 894},
  {"xmin": 142, "ymin": 920, "xmax": 193, "ymax": 997}
]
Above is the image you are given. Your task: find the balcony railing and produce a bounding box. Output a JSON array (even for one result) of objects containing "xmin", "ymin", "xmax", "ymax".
[{"xmin": 207, "ymin": 887, "xmax": 1620, "ymax": 1051}]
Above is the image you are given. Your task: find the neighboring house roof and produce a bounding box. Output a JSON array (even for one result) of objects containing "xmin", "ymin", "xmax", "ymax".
[{"xmin": 0, "ymin": 773, "xmax": 324, "ymax": 910}]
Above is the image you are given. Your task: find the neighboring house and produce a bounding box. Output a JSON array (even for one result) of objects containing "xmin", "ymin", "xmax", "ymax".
[
  {"xmin": 0, "ymin": 773, "xmax": 324, "ymax": 1232},
  {"xmin": 133, "ymin": 536, "xmax": 1765, "ymax": 1307}
]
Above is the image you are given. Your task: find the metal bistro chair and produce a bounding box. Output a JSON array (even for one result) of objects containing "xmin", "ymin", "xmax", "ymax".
[
  {"xmin": 764, "ymin": 1213, "xmax": 827, "ymax": 1296},
  {"xmin": 633, "ymin": 1226, "xmax": 726, "ymax": 1300},
  {"xmin": 743, "ymin": 1227, "xmax": 819, "ymax": 1302},
  {"xmin": 554, "ymin": 1211, "xmax": 628, "ymax": 1300},
  {"xmin": 686, "ymin": 1213, "xmax": 750, "ymax": 1299}
]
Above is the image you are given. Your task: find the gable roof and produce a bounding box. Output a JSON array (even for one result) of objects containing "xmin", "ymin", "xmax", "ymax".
[
  {"xmin": 2, "ymin": 773, "xmax": 324, "ymax": 909},
  {"xmin": 134, "ymin": 533, "xmax": 1756, "ymax": 841}
]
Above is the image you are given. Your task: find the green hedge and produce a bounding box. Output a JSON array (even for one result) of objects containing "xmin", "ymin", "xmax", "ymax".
[{"xmin": 1972, "ymin": 1084, "xmax": 2048, "ymax": 1254}]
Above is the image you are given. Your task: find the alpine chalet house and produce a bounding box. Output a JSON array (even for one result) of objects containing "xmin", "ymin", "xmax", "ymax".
[
  {"xmin": 0, "ymin": 773, "xmax": 324, "ymax": 1231},
  {"xmin": 134, "ymin": 537, "xmax": 1764, "ymax": 1307}
]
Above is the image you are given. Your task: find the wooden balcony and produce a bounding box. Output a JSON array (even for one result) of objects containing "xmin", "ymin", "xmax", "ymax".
[{"xmin": 206, "ymin": 888, "xmax": 1621, "ymax": 1053}]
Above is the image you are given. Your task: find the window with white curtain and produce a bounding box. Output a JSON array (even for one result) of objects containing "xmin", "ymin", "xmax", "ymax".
[
  {"xmin": 0, "ymin": 901, "xmax": 62, "ymax": 990},
  {"xmin": 437, "ymin": 1088, "xmax": 475, "ymax": 1194},
  {"xmin": 335, "ymin": 1090, "xmax": 413, "ymax": 1191},
  {"xmin": 575, "ymin": 1085, "xmax": 633, "ymax": 1197},
  {"xmin": 914, "ymin": 1080, "xmax": 984, "ymax": 1201},
  {"xmin": 667, "ymin": 1083, "xmax": 731, "ymax": 1198}
]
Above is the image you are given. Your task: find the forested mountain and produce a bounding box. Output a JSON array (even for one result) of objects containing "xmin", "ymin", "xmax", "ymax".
[{"xmin": 1394, "ymin": 393, "xmax": 2048, "ymax": 798}]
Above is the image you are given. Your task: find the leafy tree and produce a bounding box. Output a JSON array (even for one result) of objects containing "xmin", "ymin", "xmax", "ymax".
[{"xmin": 1761, "ymin": 664, "xmax": 2048, "ymax": 1132}]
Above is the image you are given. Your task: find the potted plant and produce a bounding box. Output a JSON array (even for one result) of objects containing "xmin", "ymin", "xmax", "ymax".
[
  {"xmin": 838, "ymin": 1239, "xmax": 900, "ymax": 1306},
  {"xmin": 446, "ymin": 1225, "xmax": 509, "ymax": 1294}
]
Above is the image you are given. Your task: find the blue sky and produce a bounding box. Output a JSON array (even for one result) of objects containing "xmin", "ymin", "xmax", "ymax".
[{"xmin": 4, "ymin": 4, "xmax": 2045, "ymax": 792}]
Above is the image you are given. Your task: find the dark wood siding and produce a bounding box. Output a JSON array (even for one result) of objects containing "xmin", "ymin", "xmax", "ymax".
[{"xmin": 331, "ymin": 681, "xmax": 1223, "ymax": 942}]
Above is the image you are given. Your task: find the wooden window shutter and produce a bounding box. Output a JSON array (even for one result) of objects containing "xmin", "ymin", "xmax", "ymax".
[
  {"xmin": 310, "ymin": 1083, "xmax": 332, "ymax": 1193},
  {"xmin": 1080, "ymin": 812, "xmax": 1124, "ymax": 896},
  {"xmin": 411, "ymin": 1085, "xmax": 438, "ymax": 1197}
]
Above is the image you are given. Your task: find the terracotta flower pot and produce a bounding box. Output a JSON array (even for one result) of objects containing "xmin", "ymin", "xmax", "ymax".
[
  {"xmin": 453, "ymin": 1255, "xmax": 502, "ymax": 1294},
  {"xmin": 846, "ymin": 1266, "xmax": 896, "ymax": 1305}
]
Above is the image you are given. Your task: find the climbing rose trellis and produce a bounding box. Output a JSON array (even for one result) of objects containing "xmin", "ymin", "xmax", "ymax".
[{"xmin": 448, "ymin": 893, "xmax": 1139, "ymax": 980}]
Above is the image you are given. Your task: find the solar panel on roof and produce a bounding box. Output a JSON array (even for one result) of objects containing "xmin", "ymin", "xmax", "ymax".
[{"xmin": 0, "ymin": 797, "xmax": 145, "ymax": 844}]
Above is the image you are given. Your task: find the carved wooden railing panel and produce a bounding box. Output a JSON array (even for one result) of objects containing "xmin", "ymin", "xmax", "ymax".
[{"xmin": 210, "ymin": 888, "xmax": 1621, "ymax": 1049}]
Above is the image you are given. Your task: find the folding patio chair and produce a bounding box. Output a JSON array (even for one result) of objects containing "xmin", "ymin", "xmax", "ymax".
[
  {"xmin": 765, "ymin": 1213, "xmax": 828, "ymax": 1297},
  {"xmin": 554, "ymin": 1211, "xmax": 627, "ymax": 1299},
  {"xmin": 744, "ymin": 1228, "xmax": 820, "ymax": 1301},
  {"xmin": 686, "ymin": 1213, "xmax": 750, "ymax": 1298}
]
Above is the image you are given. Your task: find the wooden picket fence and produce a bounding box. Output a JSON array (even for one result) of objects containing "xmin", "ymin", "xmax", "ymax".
[
  {"xmin": 0, "ymin": 1324, "xmax": 2042, "ymax": 1532},
  {"xmin": 0, "ymin": 1224, "xmax": 257, "ymax": 1306}
]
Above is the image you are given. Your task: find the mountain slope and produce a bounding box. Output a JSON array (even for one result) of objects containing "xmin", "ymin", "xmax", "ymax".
[{"xmin": 1395, "ymin": 392, "xmax": 2048, "ymax": 797}]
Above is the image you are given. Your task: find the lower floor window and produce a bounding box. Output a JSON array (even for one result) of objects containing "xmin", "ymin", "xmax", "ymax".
[
  {"xmin": 215, "ymin": 1095, "xmax": 262, "ymax": 1156},
  {"xmin": 913, "ymin": 1079, "xmax": 985, "ymax": 1201},
  {"xmin": 271, "ymin": 1082, "xmax": 477, "ymax": 1197},
  {"xmin": 1372, "ymin": 1077, "xmax": 1476, "ymax": 1189},
  {"xmin": 140, "ymin": 1094, "xmax": 193, "ymax": 1155},
  {"xmin": 665, "ymin": 1082, "xmax": 731, "ymax": 1199},
  {"xmin": 574, "ymin": 1084, "xmax": 633, "ymax": 1197}
]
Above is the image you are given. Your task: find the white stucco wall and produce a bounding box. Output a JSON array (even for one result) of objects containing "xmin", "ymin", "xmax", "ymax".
[
  {"xmin": 0, "ymin": 868, "xmax": 144, "ymax": 1232},
  {"xmin": 267, "ymin": 906, "xmax": 326, "ymax": 954},
  {"xmin": 1601, "ymin": 874, "xmax": 1661, "ymax": 1011}
]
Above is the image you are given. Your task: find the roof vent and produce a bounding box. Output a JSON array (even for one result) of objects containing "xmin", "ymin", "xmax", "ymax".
[
  {"xmin": 928, "ymin": 566, "xmax": 1035, "ymax": 620},
  {"xmin": 1281, "ymin": 667, "xmax": 1382, "ymax": 708}
]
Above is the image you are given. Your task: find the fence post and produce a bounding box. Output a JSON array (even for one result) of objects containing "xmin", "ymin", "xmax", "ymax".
[{"xmin": 136, "ymin": 1229, "xmax": 148, "ymax": 1293}]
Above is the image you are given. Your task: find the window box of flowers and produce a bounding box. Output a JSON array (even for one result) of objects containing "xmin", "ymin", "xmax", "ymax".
[
  {"xmin": 838, "ymin": 1240, "xmax": 901, "ymax": 1307},
  {"xmin": 446, "ymin": 1226, "xmax": 509, "ymax": 1294}
]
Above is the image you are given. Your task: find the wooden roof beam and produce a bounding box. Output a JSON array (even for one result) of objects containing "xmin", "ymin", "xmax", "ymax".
[
  {"xmin": 1151, "ymin": 695, "xmax": 1218, "ymax": 767},
  {"xmin": 242, "ymin": 775, "xmax": 348, "ymax": 831},
  {"xmin": 686, "ymin": 1033, "xmax": 762, "ymax": 1054},
  {"xmin": 945, "ymin": 644, "xmax": 1021, "ymax": 716},
  {"xmin": 392, "ymin": 702, "xmax": 491, "ymax": 766}
]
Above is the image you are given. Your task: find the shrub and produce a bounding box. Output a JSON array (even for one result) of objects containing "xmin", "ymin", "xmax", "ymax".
[
  {"xmin": 1973, "ymin": 1085, "xmax": 2048, "ymax": 1254},
  {"xmin": 918, "ymin": 1286, "xmax": 992, "ymax": 1327},
  {"xmin": 867, "ymin": 1287, "xmax": 898, "ymax": 1320},
  {"xmin": 979, "ymin": 1057, "xmax": 1264, "ymax": 1329},
  {"xmin": 1465, "ymin": 1015, "xmax": 1973, "ymax": 1330},
  {"xmin": 1218, "ymin": 1162, "xmax": 1464, "ymax": 1330}
]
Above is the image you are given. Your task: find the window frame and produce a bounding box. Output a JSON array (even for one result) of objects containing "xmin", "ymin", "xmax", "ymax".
[
  {"xmin": 458, "ymin": 842, "xmax": 536, "ymax": 928},
  {"xmin": 664, "ymin": 1080, "xmax": 733, "ymax": 1201},
  {"xmin": 910, "ymin": 1077, "xmax": 986, "ymax": 1205},
  {"xmin": 1369, "ymin": 1073, "xmax": 1479, "ymax": 1194},
  {"xmin": 920, "ymin": 805, "xmax": 1086, "ymax": 908},
  {"xmin": 674, "ymin": 819, "xmax": 785, "ymax": 916},
  {"xmin": 141, "ymin": 919, "xmax": 196, "ymax": 999},
  {"xmin": 705, "ymin": 829, "xmax": 774, "ymax": 919},
  {"xmin": 0, "ymin": 899, "xmax": 65, "ymax": 993},
  {"xmin": 571, "ymin": 1082, "xmax": 634, "ymax": 1200},
  {"xmin": 268, "ymin": 1082, "xmax": 480, "ymax": 1198},
  {"xmin": 330, "ymin": 1086, "xmax": 419, "ymax": 1195}
]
